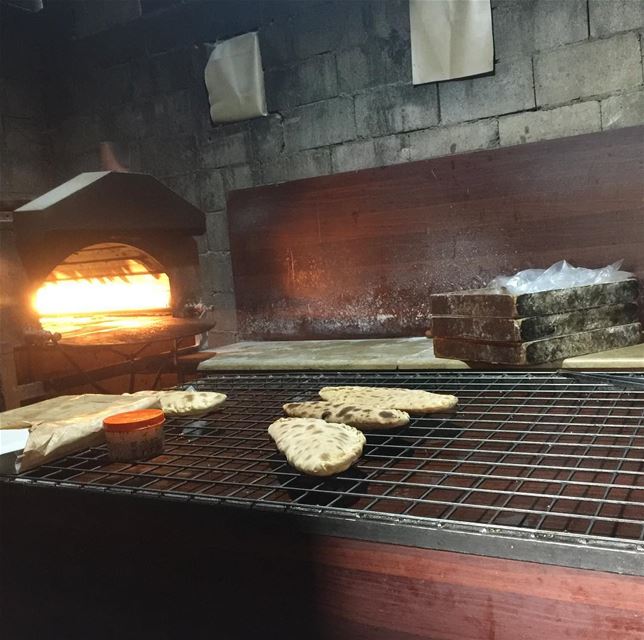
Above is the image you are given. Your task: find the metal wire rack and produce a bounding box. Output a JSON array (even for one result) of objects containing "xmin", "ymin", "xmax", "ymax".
[{"xmin": 9, "ymin": 371, "xmax": 644, "ymax": 571}]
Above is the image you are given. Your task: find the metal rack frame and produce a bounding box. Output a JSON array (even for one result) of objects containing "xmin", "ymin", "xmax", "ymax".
[{"xmin": 6, "ymin": 370, "xmax": 644, "ymax": 575}]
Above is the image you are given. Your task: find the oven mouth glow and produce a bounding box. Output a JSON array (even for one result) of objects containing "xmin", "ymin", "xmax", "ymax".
[
  {"xmin": 33, "ymin": 272, "xmax": 171, "ymax": 316},
  {"xmin": 37, "ymin": 313, "xmax": 171, "ymax": 337},
  {"xmin": 31, "ymin": 251, "xmax": 171, "ymax": 334}
]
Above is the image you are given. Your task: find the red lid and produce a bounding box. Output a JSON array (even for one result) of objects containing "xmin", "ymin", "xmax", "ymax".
[{"xmin": 103, "ymin": 409, "xmax": 165, "ymax": 433}]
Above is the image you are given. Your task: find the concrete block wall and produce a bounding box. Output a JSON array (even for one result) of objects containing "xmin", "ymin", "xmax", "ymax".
[
  {"xmin": 38, "ymin": 0, "xmax": 644, "ymax": 346},
  {"xmin": 0, "ymin": 5, "xmax": 52, "ymax": 204}
]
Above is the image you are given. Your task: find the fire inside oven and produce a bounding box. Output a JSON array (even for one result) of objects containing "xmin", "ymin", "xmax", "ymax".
[
  {"xmin": 32, "ymin": 242, "xmax": 172, "ymax": 337},
  {"xmin": 10, "ymin": 172, "xmax": 207, "ymax": 347}
]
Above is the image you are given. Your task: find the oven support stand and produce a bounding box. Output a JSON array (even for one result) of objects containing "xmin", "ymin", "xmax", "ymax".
[{"xmin": 4, "ymin": 337, "xmax": 200, "ymax": 405}]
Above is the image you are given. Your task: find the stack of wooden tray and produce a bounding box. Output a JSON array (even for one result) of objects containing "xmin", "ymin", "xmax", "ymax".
[{"xmin": 431, "ymin": 280, "xmax": 641, "ymax": 365}]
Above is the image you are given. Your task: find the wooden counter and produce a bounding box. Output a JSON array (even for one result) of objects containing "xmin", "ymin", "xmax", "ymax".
[{"xmin": 2, "ymin": 481, "xmax": 643, "ymax": 640}]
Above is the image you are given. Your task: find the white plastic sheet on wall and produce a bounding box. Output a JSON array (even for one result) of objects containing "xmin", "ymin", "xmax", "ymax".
[
  {"xmin": 410, "ymin": 0, "xmax": 494, "ymax": 85},
  {"xmin": 204, "ymin": 32, "xmax": 267, "ymax": 124}
]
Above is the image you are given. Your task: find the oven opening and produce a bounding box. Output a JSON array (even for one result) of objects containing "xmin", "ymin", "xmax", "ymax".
[{"xmin": 32, "ymin": 242, "xmax": 172, "ymax": 336}]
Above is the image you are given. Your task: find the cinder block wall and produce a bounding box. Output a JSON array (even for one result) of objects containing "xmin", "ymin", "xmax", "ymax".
[
  {"xmin": 0, "ymin": 4, "xmax": 52, "ymax": 204},
  {"xmin": 39, "ymin": 0, "xmax": 644, "ymax": 346}
]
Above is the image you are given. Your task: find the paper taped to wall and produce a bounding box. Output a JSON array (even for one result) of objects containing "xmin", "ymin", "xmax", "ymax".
[
  {"xmin": 204, "ymin": 32, "xmax": 267, "ymax": 123},
  {"xmin": 410, "ymin": 0, "xmax": 494, "ymax": 85}
]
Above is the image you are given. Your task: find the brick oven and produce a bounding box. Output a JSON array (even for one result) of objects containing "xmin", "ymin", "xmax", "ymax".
[{"xmin": 0, "ymin": 171, "xmax": 208, "ymax": 407}]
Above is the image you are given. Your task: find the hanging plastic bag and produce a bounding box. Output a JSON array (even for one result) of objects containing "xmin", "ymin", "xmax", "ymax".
[{"xmin": 204, "ymin": 32, "xmax": 267, "ymax": 124}]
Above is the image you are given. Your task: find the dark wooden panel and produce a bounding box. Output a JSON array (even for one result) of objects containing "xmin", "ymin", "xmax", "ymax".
[
  {"xmin": 2, "ymin": 482, "xmax": 643, "ymax": 640},
  {"xmin": 228, "ymin": 126, "xmax": 644, "ymax": 339},
  {"xmin": 312, "ymin": 537, "xmax": 644, "ymax": 640}
]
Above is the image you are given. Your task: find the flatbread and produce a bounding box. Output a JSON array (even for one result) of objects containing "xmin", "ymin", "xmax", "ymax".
[
  {"xmin": 283, "ymin": 400, "xmax": 410, "ymax": 430},
  {"xmin": 0, "ymin": 391, "xmax": 227, "ymax": 430},
  {"xmin": 2, "ymin": 390, "xmax": 227, "ymax": 473},
  {"xmin": 268, "ymin": 417, "xmax": 365, "ymax": 476},
  {"xmin": 319, "ymin": 386, "xmax": 458, "ymax": 413},
  {"xmin": 0, "ymin": 394, "xmax": 160, "ymax": 430},
  {"xmin": 16, "ymin": 395, "xmax": 161, "ymax": 473},
  {"xmin": 128, "ymin": 390, "xmax": 227, "ymax": 415}
]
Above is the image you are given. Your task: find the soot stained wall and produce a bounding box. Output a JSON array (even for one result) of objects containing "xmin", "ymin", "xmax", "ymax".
[{"xmin": 9, "ymin": 0, "xmax": 644, "ymax": 346}]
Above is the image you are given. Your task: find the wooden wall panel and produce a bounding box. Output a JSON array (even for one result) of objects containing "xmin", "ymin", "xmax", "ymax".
[
  {"xmin": 2, "ymin": 482, "xmax": 643, "ymax": 640},
  {"xmin": 312, "ymin": 537, "xmax": 644, "ymax": 640},
  {"xmin": 228, "ymin": 126, "xmax": 644, "ymax": 340}
]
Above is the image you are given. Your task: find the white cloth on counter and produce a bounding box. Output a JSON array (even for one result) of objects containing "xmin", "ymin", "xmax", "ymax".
[{"xmin": 0, "ymin": 428, "xmax": 30, "ymax": 456}]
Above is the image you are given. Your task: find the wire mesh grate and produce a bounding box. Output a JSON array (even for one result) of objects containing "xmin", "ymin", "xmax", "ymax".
[{"xmin": 11, "ymin": 371, "xmax": 644, "ymax": 550}]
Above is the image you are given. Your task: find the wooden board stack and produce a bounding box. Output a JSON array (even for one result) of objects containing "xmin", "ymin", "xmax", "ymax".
[{"xmin": 430, "ymin": 280, "xmax": 641, "ymax": 365}]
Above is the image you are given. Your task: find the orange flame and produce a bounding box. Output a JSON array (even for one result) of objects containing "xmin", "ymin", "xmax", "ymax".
[{"xmin": 33, "ymin": 272, "xmax": 171, "ymax": 317}]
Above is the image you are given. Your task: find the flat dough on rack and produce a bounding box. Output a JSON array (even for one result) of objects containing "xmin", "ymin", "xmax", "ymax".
[
  {"xmin": 318, "ymin": 386, "xmax": 458, "ymax": 413},
  {"xmin": 1, "ymin": 391, "xmax": 228, "ymax": 431},
  {"xmin": 128, "ymin": 390, "xmax": 227, "ymax": 415},
  {"xmin": 268, "ymin": 417, "xmax": 365, "ymax": 476},
  {"xmin": 0, "ymin": 394, "xmax": 158, "ymax": 430},
  {"xmin": 283, "ymin": 400, "xmax": 410, "ymax": 430}
]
